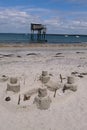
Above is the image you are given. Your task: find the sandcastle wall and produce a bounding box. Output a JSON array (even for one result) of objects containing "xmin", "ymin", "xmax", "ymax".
[
  {"xmin": 34, "ymin": 87, "xmax": 51, "ymax": 110},
  {"xmin": 7, "ymin": 77, "xmax": 20, "ymax": 93}
]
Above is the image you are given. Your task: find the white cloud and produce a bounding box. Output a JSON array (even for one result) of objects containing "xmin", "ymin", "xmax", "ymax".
[
  {"xmin": 52, "ymin": 0, "xmax": 87, "ymax": 3},
  {"xmin": 0, "ymin": 8, "xmax": 42, "ymax": 33},
  {"xmin": 0, "ymin": 7, "xmax": 87, "ymax": 34},
  {"xmin": 67, "ymin": 0, "xmax": 87, "ymax": 2}
]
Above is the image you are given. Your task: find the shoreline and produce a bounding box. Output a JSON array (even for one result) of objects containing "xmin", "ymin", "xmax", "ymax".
[{"xmin": 0, "ymin": 43, "xmax": 87, "ymax": 49}]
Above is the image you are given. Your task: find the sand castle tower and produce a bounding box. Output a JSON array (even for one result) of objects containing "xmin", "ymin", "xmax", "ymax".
[
  {"xmin": 39, "ymin": 71, "xmax": 50, "ymax": 84},
  {"xmin": 63, "ymin": 76, "xmax": 77, "ymax": 92},
  {"xmin": 34, "ymin": 87, "xmax": 51, "ymax": 110},
  {"xmin": 7, "ymin": 77, "xmax": 20, "ymax": 93},
  {"xmin": 30, "ymin": 23, "xmax": 47, "ymax": 42}
]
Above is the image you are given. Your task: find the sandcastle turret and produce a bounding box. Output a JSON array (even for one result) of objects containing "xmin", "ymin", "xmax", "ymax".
[
  {"xmin": 7, "ymin": 77, "xmax": 20, "ymax": 93},
  {"xmin": 67, "ymin": 76, "xmax": 74, "ymax": 84},
  {"xmin": 34, "ymin": 87, "xmax": 51, "ymax": 110},
  {"xmin": 63, "ymin": 76, "xmax": 77, "ymax": 92},
  {"xmin": 39, "ymin": 71, "xmax": 50, "ymax": 84}
]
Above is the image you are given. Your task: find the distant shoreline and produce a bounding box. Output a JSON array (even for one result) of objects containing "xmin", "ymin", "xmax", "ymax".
[{"xmin": 0, "ymin": 43, "xmax": 87, "ymax": 50}]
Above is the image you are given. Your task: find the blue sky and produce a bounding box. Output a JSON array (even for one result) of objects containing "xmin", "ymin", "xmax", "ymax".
[{"xmin": 0, "ymin": 0, "xmax": 87, "ymax": 34}]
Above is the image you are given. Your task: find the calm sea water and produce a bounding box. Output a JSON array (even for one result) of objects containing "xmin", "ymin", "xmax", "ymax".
[{"xmin": 0, "ymin": 33, "xmax": 87, "ymax": 44}]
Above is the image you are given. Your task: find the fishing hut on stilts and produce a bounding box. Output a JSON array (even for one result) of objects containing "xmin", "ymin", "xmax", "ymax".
[{"xmin": 30, "ymin": 23, "xmax": 47, "ymax": 43}]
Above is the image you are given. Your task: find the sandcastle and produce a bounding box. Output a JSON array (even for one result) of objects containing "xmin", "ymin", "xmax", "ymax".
[
  {"xmin": 23, "ymin": 88, "xmax": 38, "ymax": 101},
  {"xmin": 39, "ymin": 71, "xmax": 50, "ymax": 84},
  {"xmin": 45, "ymin": 80, "xmax": 62, "ymax": 97},
  {"xmin": 63, "ymin": 76, "xmax": 77, "ymax": 92},
  {"xmin": 4, "ymin": 73, "xmax": 77, "ymax": 110},
  {"xmin": 7, "ymin": 77, "xmax": 20, "ymax": 93},
  {"xmin": 45, "ymin": 80, "xmax": 62, "ymax": 91},
  {"xmin": 34, "ymin": 87, "xmax": 51, "ymax": 110},
  {"xmin": 67, "ymin": 76, "xmax": 74, "ymax": 84}
]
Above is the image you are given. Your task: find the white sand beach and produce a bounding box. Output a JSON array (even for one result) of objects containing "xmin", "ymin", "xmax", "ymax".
[{"xmin": 0, "ymin": 43, "xmax": 87, "ymax": 130}]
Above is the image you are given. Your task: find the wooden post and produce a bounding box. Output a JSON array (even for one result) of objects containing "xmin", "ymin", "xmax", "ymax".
[{"xmin": 60, "ymin": 74, "xmax": 63, "ymax": 83}]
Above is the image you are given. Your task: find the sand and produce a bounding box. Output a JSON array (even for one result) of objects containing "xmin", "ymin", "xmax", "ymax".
[{"xmin": 0, "ymin": 43, "xmax": 87, "ymax": 130}]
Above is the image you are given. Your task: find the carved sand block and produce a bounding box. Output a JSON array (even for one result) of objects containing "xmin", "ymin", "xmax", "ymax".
[
  {"xmin": 67, "ymin": 76, "xmax": 74, "ymax": 84},
  {"xmin": 40, "ymin": 71, "xmax": 50, "ymax": 84},
  {"xmin": 63, "ymin": 76, "xmax": 77, "ymax": 92},
  {"xmin": 7, "ymin": 77, "xmax": 20, "ymax": 93},
  {"xmin": 42, "ymin": 71, "xmax": 48, "ymax": 76},
  {"xmin": 63, "ymin": 83, "xmax": 77, "ymax": 92},
  {"xmin": 38, "ymin": 87, "xmax": 47, "ymax": 97},
  {"xmin": 34, "ymin": 87, "xmax": 51, "ymax": 110},
  {"xmin": 45, "ymin": 80, "xmax": 62, "ymax": 91},
  {"xmin": 34, "ymin": 96, "xmax": 51, "ymax": 110}
]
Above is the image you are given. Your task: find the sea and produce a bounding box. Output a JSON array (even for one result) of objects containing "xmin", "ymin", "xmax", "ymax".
[{"xmin": 0, "ymin": 33, "xmax": 87, "ymax": 44}]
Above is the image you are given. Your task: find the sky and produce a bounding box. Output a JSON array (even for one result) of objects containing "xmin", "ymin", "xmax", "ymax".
[{"xmin": 0, "ymin": 0, "xmax": 87, "ymax": 34}]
